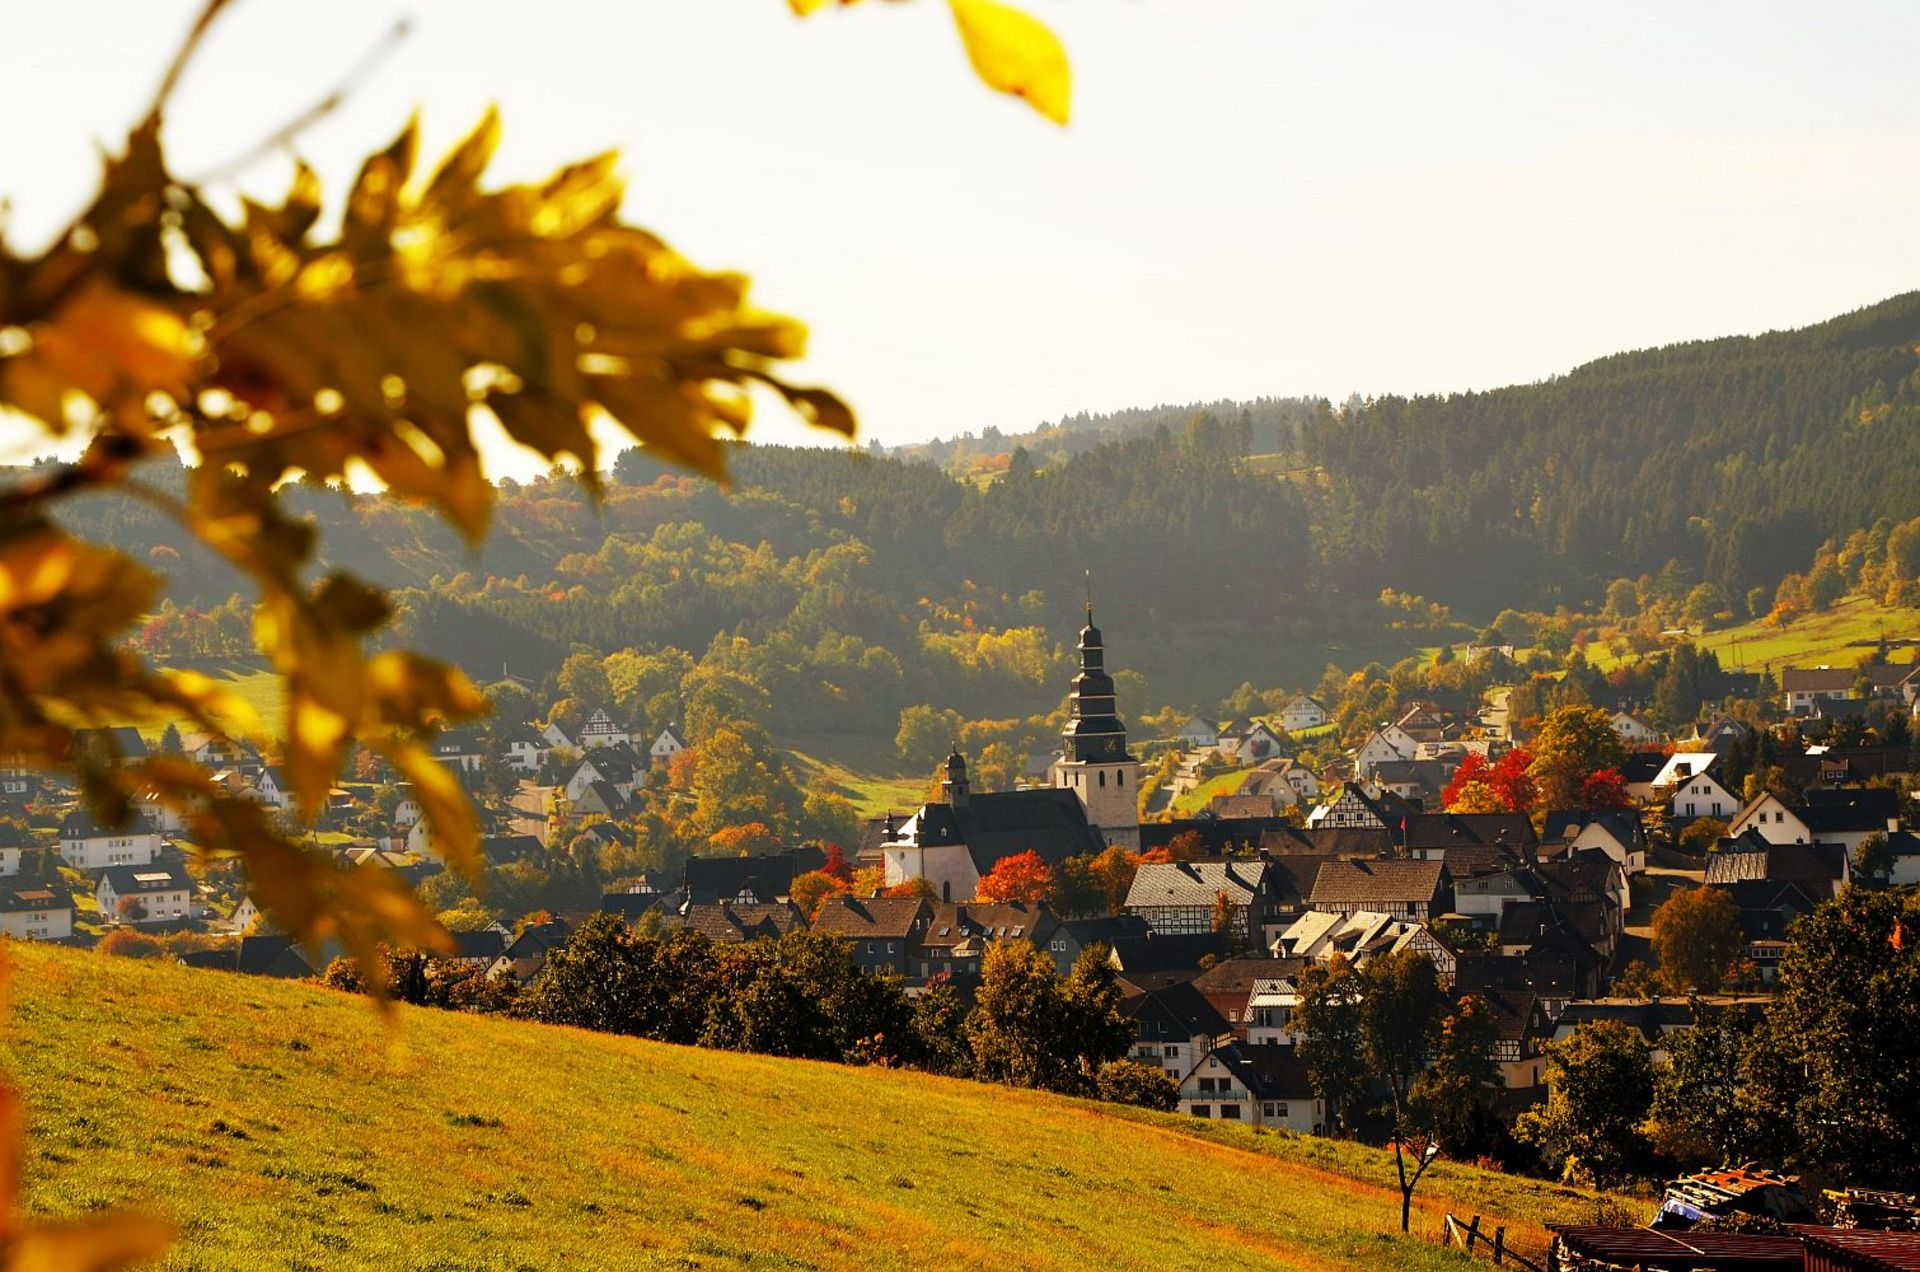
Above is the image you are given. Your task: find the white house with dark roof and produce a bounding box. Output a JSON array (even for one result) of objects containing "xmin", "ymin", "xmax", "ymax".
[
  {"xmin": 500, "ymin": 725, "xmax": 549, "ymax": 774},
  {"xmin": 1280, "ymin": 695, "xmax": 1328, "ymax": 733},
  {"xmin": 1172, "ymin": 715, "xmax": 1219, "ymax": 748},
  {"xmin": 1124, "ymin": 860, "xmax": 1274, "ymax": 942},
  {"xmin": 1610, "ymin": 710, "xmax": 1661, "ymax": 747},
  {"xmin": 1655, "ymin": 753, "xmax": 1739, "ymax": 821},
  {"xmin": 1307, "ymin": 859, "xmax": 1448, "ymax": 921},
  {"xmin": 0, "ymin": 883, "xmax": 74, "ymax": 940},
  {"xmin": 59, "ymin": 809, "xmax": 160, "ymax": 870},
  {"xmin": 577, "ymin": 708, "xmax": 631, "ymax": 750},
  {"xmin": 96, "ymin": 863, "xmax": 195, "ymax": 926},
  {"xmin": 648, "ymin": 726, "xmax": 686, "ymax": 766}
]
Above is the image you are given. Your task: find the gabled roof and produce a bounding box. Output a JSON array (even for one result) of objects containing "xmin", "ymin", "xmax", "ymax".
[
  {"xmin": 1056, "ymin": 914, "xmax": 1150, "ymax": 947},
  {"xmin": 1205, "ymin": 1042, "xmax": 1316, "ymax": 1100},
  {"xmin": 575, "ymin": 747, "xmax": 639, "ymax": 786},
  {"xmin": 59, "ymin": 808, "xmax": 157, "ymax": 839},
  {"xmin": 919, "ymin": 902, "xmax": 1055, "ymax": 951},
  {"xmin": 1651, "ymin": 752, "xmax": 1723, "ymax": 790},
  {"xmin": 683, "ymin": 853, "xmax": 803, "ymax": 906},
  {"xmin": 682, "ymin": 901, "xmax": 804, "ymax": 944},
  {"xmin": 1541, "ymin": 809, "xmax": 1646, "ymax": 851},
  {"xmin": 1309, "ymin": 859, "xmax": 1446, "ymax": 907},
  {"xmin": 1125, "ymin": 979, "xmax": 1230, "ymax": 1040},
  {"xmin": 479, "ymin": 835, "xmax": 544, "ymax": 867},
  {"xmin": 600, "ymin": 890, "xmax": 667, "ymax": 923},
  {"xmin": 1260, "ymin": 855, "xmax": 1346, "ymax": 909},
  {"xmin": 75, "ymin": 727, "xmax": 148, "ymax": 760},
  {"xmin": 1498, "ymin": 900, "xmax": 1610, "ymax": 958},
  {"xmin": 1125, "ymin": 860, "xmax": 1269, "ymax": 911},
  {"xmin": 1258, "ymin": 825, "xmax": 1393, "ymax": 859},
  {"xmin": 1107, "ymin": 931, "xmax": 1231, "ymax": 976},
  {"xmin": 1704, "ymin": 843, "xmax": 1847, "ymax": 890},
  {"xmin": 811, "ymin": 895, "xmax": 929, "ymax": 941},
  {"xmin": 574, "ymin": 779, "xmax": 631, "ymax": 818},
  {"xmin": 0, "ymin": 883, "xmax": 72, "ymax": 914},
  {"xmin": 502, "ymin": 918, "xmax": 572, "ymax": 959},
  {"xmin": 99, "ymin": 863, "xmax": 193, "ymax": 896},
  {"xmin": 1453, "ymin": 951, "xmax": 1575, "ymax": 1000},
  {"xmin": 236, "ymin": 934, "xmax": 313, "ymax": 978},
  {"xmin": 443, "ymin": 928, "xmax": 507, "ymax": 961},
  {"xmin": 1797, "ymin": 786, "xmax": 1899, "ymax": 834},
  {"xmin": 910, "ymin": 789, "xmax": 1106, "ymax": 875},
  {"xmin": 1618, "ymin": 751, "xmax": 1668, "ymax": 785}
]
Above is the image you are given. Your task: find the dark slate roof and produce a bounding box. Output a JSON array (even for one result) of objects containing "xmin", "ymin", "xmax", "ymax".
[
  {"xmin": 575, "ymin": 779, "xmax": 631, "ymax": 818},
  {"xmin": 236, "ymin": 934, "xmax": 313, "ymax": 978},
  {"xmin": 480, "ymin": 835, "xmax": 544, "ymax": 867},
  {"xmin": 75, "ymin": 727, "xmax": 148, "ymax": 760},
  {"xmin": 683, "ymin": 853, "xmax": 805, "ymax": 906},
  {"xmin": 576, "ymin": 746, "xmax": 639, "ymax": 786},
  {"xmin": 100, "ymin": 863, "xmax": 193, "ymax": 896},
  {"xmin": 1461, "ymin": 986, "xmax": 1540, "ymax": 1045},
  {"xmin": 1541, "ymin": 809, "xmax": 1646, "ymax": 851},
  {"xmin": 1708, "ymin": 879, "xmax": 1821, "ymax": 914},
  {"xmin": 1209, "ymin": 1042, "xmax": 1316, "ymax": 1100},
  {"xmin": 914, "ymin": 789, "xmax": 1106, "ymax": 874},
  {"xmin": 502, "ymin": 918, "xmax": 572, "ymax": 960},
  {"xmin": 1401, "ymin": 812, "xmax": 1538, "ymax": 856},
  {"xmin": 812, "ymin": 895, "xmax": 930, "ymax": 941},
  {"xmin": 1257, "ymin": 825, "xmax": 1393, "ymax": 858},
  {"xmin": 1498, "ymin": 900, "xmax": 1610, "ymax": 953},
  {"xmin": 682, "ymin": 902, "xmax": 804, "ymax": 944},
  {"xmin": 1704, "ymin": 843, "xmax": 1847, "ymax": 890},
  {"xmin": 1308, "ymin": 859, "xmax": 1446, "ymax": 907},
  {"xmin": 1618, "ymin": 752, "xmax": 1668, "ymax": 785},
  {"xmin": 1453, "ymin": 952, "xmax": 1575, "ymax": 1001},
  {"xmin": 1125, "ymin": 860, "xmax": 1269, "ymax": 910},
  {"xmin": 918, "ymin": 902, "xmax": 1055, "ymax": 952},
  {"xmin": 1056, "ymin": 914, "xmax": 1150, "ymax": 948},
  {"xmin": 1554, "ymin": 998, "xmax": 1698, "ymax": 1040},
  {"xmin": 1191, "ymin": 954, "xmax": 1308, "ymax": 1002},
  {"xmin": 600, "ymin": 890, "xmax": 668, "ymax": 923},
  {"xmin": 443, "ymin": 929, "xmax": 507, "ymax": 961},
  {"xmin": 1797, "ymin": 786, "xmax": 1899, "ymax": 834},
  {"xmin": 0, "ymin": 883, "xmax": 72, "ymax": 914},
  {"xmin": 1139, "ymin": 817, "xmax": 1291, "ymax": 857},
  {"xmin": 59, "ymin": 808, "xmax": 157, "ymax": 839},
  {"xmin": 1125, "ymin": 979, "xmax": 1230, "ymax": 1041},
  {"xmin": 1108, "ymin": 931, "xmax": 1231, "ymax": 976}
]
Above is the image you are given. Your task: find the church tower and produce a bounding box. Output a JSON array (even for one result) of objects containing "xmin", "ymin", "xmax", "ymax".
[{"xmin": 1052, "ymin": 600, "xmax": 1142, "ymax": 850}]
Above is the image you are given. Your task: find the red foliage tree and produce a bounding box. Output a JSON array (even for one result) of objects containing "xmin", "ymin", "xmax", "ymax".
[
  {"xmin": 1440, "ymin": 754, "xmax": 1491, "ymax": 809},
  {"xmin": 821, "ymin": 842, "xmax": 853, "ymax": 883},
  {"xmin": 1580, "ymin": 767, "xmax": 1633, "ymax": 811},
  {"xmin": 1487, "ymin": 747, "xmax": 1536, "ymax": 813},
  {"xmin": 975, "ymin": 849, "xmax": 1055, "ymax": 904}
]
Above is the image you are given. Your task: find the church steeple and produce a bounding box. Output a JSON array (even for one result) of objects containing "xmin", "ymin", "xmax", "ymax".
[
  {"xmin": 1063, "ymin": 601, "xmax": 1130, "ymax": 763},
  {"xmin": 942, "ymin": 748, "xmax": 970, "ymax": 809}
]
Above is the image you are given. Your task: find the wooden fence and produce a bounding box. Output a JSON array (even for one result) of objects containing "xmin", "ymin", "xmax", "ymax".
[{"xmin": 1442, "ymin": 1214, "xmax": 1546, "ymax": 1272}]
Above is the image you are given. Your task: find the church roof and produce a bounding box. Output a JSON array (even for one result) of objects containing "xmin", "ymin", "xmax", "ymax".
[{"xmin": 912, "ymin": 788, "xmax": 1106, "ymax": 876}]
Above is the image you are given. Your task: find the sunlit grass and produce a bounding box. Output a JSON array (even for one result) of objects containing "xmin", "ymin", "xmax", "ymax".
[{"xmin": 0, "ymin": 943, "xmax": 1615, "ymax": 1270}]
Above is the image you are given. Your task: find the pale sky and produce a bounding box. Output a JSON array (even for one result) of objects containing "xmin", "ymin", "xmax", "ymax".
[{"xmin": 5, "ymin": 0, "xmax": 1920, "ymax": 462}]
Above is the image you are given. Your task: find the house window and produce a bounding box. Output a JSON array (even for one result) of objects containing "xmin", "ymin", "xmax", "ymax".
[
  {"xmin": 1192, "ymin": 1105, "xmax": 1212, "ymax": 1118},
  {"xmin": 1098, "ymin": 771, "xmax": 1106, "ymax": 788},
  {"xmin": 1220, "ymin": 1104, "xmax": 1241, "ymax": 1119}
]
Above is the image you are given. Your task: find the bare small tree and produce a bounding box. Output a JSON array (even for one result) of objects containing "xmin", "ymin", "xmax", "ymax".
[{"xmin": 1389, "ymin": 1129, "xmax": 1441, "ymax": 1234}]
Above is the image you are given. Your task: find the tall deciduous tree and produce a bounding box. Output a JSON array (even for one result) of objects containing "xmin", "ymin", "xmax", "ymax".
[
  {"xmin": 1358, "ymin": 950, "xmax": 1442, "ymax": 1117},
  {"xmin": 975, "ymin": 849, "xmax": 1055, "ymax": 904},
  {"xmin": 1526, "ymin": 705, "xmax": 1628, "ymax": 811},
  {"xmin": 1651, "ymin": 886, "xmax": 1744, "ymax": 993},
  {"xmin": 1295, "ymin": 955, "xmax": 1367, "ymax": 1135},
  {"xmin": 1515, "ymin": 1020, "xmax": 1653, "ymax": 1186}
]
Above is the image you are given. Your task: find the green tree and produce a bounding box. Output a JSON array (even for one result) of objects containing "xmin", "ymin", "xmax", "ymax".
[
  {"xmin": 1647, "ymin": 1001, "xmax": 1755, "ymax": 1166},
  {"xmin": 1755, "ymin": 888, "xmax": 1920, "ymax": 1187},
  {"xmin": 1526, "ymin": 705, "xmax": 1628, "ymax": 811},
  {"xmin": 1515, "ymin": 1020, "xmax": 1653, "ymax": 1186},
  {"xmin": 910, "ymin": 976, "xmax": 975, "ymax": 1077},
  {"xmin": 556, "ymin": 652, "xmax": 616, "ymax": 715},
  {"xmin": 158, "ymin": 723, "xmax": 183, "ymax": 755},
  {"xmin": 1852, "ymin": 830, "xmax": 1894, "ymax": 883},
  {"xmin": 1295, "ymin": 956, "xmax": 1367, "ymax": 1135},
  {"xmin": 1096, "ymin": 1059, "xmax": 1179, "ymax": 1111},
  {"xmin": 967, "ymin": 941, "xmax": 1129, "ymax": 1096},
  {"xmin": 1650, "ymin": 886, "xmax": 1744, "ymax": 993},
  {"xmin": 1358, "ymin": 950, "xmax": 1442, "ymax": 1117},
  {"xmin": 520, "ymin": 915, "xmax": 713, "ymax": 1043},
  {"xmin": 1676, "ymin": 816, "xmax": 1728, "ymax": 855},
  {"xmin": 895, "ymin": 705, "xmax": 966, "ymax": 768},
  {"xmin": 1411, "ymin": 994, "xmax": 1502, "ymax": 1155}
]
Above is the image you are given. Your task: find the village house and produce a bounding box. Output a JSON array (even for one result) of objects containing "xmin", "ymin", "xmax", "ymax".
[
  {"xmin": 1541, "ymin": 809, "xmax": 1648, "ymax": 873},
  {"xmin": 1781, "ymin": 663, "xmax": 1920, "ymax": 715},
  {"xmin": 681, "ymin": 901, "xmax": 806, "ymax": 945},
  {"xmin": 1279, "ymin": 695, "xmax": 1328, "ymax": 733},
  {"xmin": 490, "ymin": 917, "xmax": 573, "ymax": 984},
  {"xmin": 73, "ymin": 727, "xmax": 149, "ymax": 767},
  {"xmin": 1047, "ymin": 913, "xmax": 1150, "ymax": 976},
  {"xmin": 0, "ymin": 883, "xmax": 74, "ymax": 941},
  {"xmin": 1306, "ymin": 859, "xmax": 1449, "ymax": 921},
  {"xmin": 1367, "ymin": 758, "xmax": 1456, "ymax": 807},
  {"xmin": 1180, "ymin": 1042, "xmax": 1324, "ymax": 1132},
  {"xmin": 1705, "ymin": 835, "xmax": 1850, "ymax": 897},
  {"xmin": 563, "ymin": 745, "xmax": 642, "ymax": 803},
  {"xmin": 682, "ymin": 849, "xmax": 823, "ymax": 907},
  {"xmin": 1727, "ymin": 786, "xmax": 1899, "ymax": 853},
  {"xmin": 431, "ymin": 729, "xmax": 485, "ymax": 774},
  {"xmin": 914, "ymin": 902, "xmax": 1057, "ymax": 982},
  {"xmin": 1654, "ymin": 753, "xmax": 1740, "ymax": 822},
  {"xmin": 1352, "ymin": 723, "xmax": 1419, "ymax": 780},
  {"xmin": 1218, "ymin": 720, "xmax": 1284, "ymax": 761},
  {"xmin": 499, "ymin": 725, "xmax": 549, "ymax": 774},
  {"xmin": 811, "ymin": 894, "xmax": 931, "ymax": 979},
  {"xmin": 883, "ymin": 752, "xmax": 1104, "ymax": 903},
  {"xmin": 1399, "ymin": 812, "xmax": 1537, "ymax": 877},
  {"xmin": 648, "ymin": 726, "xmax": 686, "ymax": 766},
  {"xmin": 1124, "ymin": 859, "xmax": 1275, "ymax": 943},
  {"xmin": 1308, "ymin": 781, "xmax": 1415, "ymax": 833},
  {"xmin": 576, "ymin": 707, "xmax": 632, "ymax": 749},
  {"xmin": 96, "ymin": 862, "xmax": 196, "ymax": 926},
  {"xmin": 1122, "ymin": 979, "xmax": 1231, "ymax": 1080},
  {"xmin": 58, "ymin": 809, "xmax": 160, "ymax": 870},
  {"xmin": 1172, "ymin": 715, "xmax": 1220, "ymax": 748},
  {"xmin": 1609, "ymin": 709, "xmax": 1662, "ymax": 747}
]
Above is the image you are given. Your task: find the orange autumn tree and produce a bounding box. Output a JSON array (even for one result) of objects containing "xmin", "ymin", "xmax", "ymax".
[
  {"xmin": 0, "ymin": 1, "xmax": 1075, "ymax": 1265},
  {"xmin": 976, "ymin": 849, "xmax": 1055, "ymax": 904}
]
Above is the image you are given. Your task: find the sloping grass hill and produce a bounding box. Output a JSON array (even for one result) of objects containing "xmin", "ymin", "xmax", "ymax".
[{"xmin": 1, "ymin": 944, "xmax": 1609, "ymax": 1270}]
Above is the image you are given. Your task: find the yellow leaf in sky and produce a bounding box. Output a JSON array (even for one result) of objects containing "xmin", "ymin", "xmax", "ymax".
[{"xmin": 948, "ymin": 0, "xmax": 1071, "ymax": 125}]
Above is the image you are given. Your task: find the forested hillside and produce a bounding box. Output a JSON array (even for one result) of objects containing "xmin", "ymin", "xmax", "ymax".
[
  {"xmin": 1304, "ymin": 291, "xmax": 1920, "ymax": 611},
  {"xmin": 33, "ymin": 290, "xmax": 1920, "ymax": 718}
]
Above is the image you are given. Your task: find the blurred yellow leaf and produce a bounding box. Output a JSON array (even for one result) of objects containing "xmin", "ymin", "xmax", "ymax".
[
  {"xmin": 948, "ymin": 0, "xmax": 1071, "ymax": 125},
  {"xmin": 2, "ymin": 1216, "xmax": 178, "ymax": 1272}
]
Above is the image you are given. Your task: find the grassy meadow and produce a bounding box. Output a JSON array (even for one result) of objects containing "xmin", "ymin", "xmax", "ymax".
[
  {"xmin": 0, "ymin": 943, "xmax": 1619, "ymax": 1271},
  {"xmin": 1583, "ymin": 594, "xmax": 1920, "ymax": 675}
]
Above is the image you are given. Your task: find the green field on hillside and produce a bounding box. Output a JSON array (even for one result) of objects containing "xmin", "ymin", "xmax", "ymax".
[
  {"xmin": 0, "ymin": 944, "xmax": 1619, "ymax": 1271},
  {"xmin": 1171, "ymin": 768, "xmax": 1253, "ymax": 816},
  {"xmin": 784, "ymin": 734, "xmax": 933, "ymax": 818},
  {"xmin": 1586, "ymin": 595, "xmax": 1920, "ymax": 675},
  {"xmin": 129, "ymin": 661, "xmax": 281, "ymax": 745}
]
